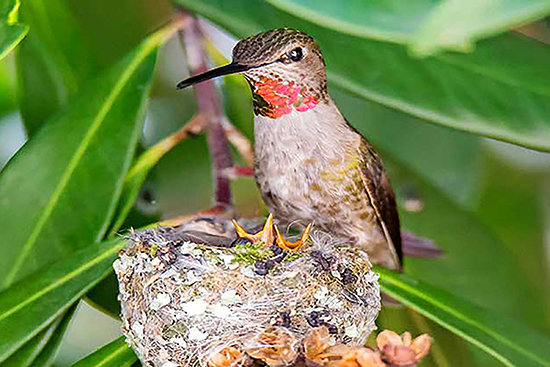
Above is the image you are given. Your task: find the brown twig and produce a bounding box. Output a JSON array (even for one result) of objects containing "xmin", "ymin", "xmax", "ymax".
[
  {"xmin": 221, "ymin": 117, "xmax": 254, "ymax": 166},
  {"xmin": 179, "ymin": 14, "xmax": 234, "ymax": 209}
]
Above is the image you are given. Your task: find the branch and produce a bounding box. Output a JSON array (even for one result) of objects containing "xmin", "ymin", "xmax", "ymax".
[
  {"xmin": 180, "ymin": 14, "xmax": 234, "ymax": 209},
  {"xmin": 221, "ymin": 117, "xmax": 254, "ymax": 166}
]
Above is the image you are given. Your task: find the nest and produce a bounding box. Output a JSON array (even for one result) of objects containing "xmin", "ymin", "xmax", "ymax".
[{"xmin": 114, "ymin": 217, "xmax": 381, "ymax": 367}]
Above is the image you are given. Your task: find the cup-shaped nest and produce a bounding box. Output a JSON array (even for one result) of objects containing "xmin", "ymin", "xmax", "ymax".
[{"xmin": 114, "ymin": 218, "xmax": 381, "ymax": 366}]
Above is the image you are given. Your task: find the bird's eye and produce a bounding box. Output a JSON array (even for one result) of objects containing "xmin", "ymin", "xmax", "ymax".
[{"xmin": 287, "ymin": 47, "xmax": 303, "ymax": 62}]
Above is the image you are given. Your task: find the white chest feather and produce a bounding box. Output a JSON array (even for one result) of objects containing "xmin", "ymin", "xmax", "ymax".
[{"xmin": 253, "ymin": 102, "xmax": 359, "ymax": 220}]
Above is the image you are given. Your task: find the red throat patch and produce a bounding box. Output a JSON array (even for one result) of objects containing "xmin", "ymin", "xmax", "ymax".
[{"xmin": 252, "ymin": 76, "xmax": 319, "ymax": 118}]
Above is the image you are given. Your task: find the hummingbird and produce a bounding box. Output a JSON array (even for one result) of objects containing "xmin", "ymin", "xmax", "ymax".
[{"xmin": 178, "ymin": 28, "xmax": 402, "ymax": 270}]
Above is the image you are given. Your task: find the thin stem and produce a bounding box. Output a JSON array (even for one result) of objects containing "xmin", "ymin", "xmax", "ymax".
[
  {"xmin": 180, "ymin": 15, "xmax": 234, "ymax": 209},
  {"xmin": 221, "ymin": 117, "xmax": 254, "ymax": 166}
]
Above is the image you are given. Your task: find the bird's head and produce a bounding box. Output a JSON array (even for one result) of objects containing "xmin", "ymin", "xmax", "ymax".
[{"xmin": 178, "ymin": 28, "xmax": 328, "ymax": 119}]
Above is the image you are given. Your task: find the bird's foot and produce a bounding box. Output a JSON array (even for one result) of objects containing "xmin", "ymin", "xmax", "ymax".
[
  {"xmin": 232, "ymin": 213, "xmax": 274, "ymax": 246},
  {"xmin": 274, "ymin": 223, "xmax": 313, "ymax": 252}
]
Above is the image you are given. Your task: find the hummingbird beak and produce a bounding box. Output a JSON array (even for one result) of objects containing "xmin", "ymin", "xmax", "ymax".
[{"xmin": 177, "ymin": 62, "xmax": 252, "ymax": 89}]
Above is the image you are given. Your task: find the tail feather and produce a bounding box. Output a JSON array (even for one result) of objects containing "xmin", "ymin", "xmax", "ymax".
[{"xmin": 401, "ymin": 230, "xmax": 444, "ymax": 258}]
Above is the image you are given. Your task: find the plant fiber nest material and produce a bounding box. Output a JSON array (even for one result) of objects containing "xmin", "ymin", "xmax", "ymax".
[{"xmin": 114, "ymin": 217, "xmax": 381, "ymax": 366}]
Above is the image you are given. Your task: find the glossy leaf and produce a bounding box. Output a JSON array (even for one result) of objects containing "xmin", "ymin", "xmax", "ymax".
[
  {"xmin": 0, "ymin": 237, "xmax": 124, "ymax": 363},
  {"xmin": 108, "ymin": 122, "xmax": 194, "ymax": 237},
  {"xmin": 15, "ymin": 0, "xmax": 99, "ymax": 135},
  {"xmin": 176, "ymin": 0, "xmax": 550, "ymax": 152},
  {"xmin": 331, "ymin": 88, "xmax": 483, "ymax": 206},
  {"xmin": 377, "ymin": 267, "xmax": 550, "ymax": 367},
  {"xmin": 266, "ymin": 0, "xmax": 550, "ymax": 55},
  {"xmin": 16, "ymin": 0, "xmax": 172, "ymax": 136},
  {"xmin": 0, "ymin": 0, "xmax": 28, "ymax": 61},
  {"xmin": 71, "ymin": 337, "xmax": 136, "ymax": 367},
  {"xmin": 2, "ymin": 321, "xmax": 57, "ymax": 367},
  {"xmin": 30, "ymin": 304, "xmax": 78, "ymax": 366},
  {"xmin": 85, "ymin": 272, "xmax": 122, "ymax": 319},
  {"xmin": 3, "ymin": 304, "xmax": 76, "ymax": 367},
  {"xmin": 411, "ymin": 0, "xmax": 550, "ymax": 56},
  {"xmin": 0, "ymin": 21, "xmax": 183, "ymax": 288},
  {"xmin": 265, "ymin": 0, "xmax": 432, "ymax": 44}
]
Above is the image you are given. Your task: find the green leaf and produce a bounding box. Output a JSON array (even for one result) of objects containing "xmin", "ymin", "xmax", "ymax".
[
  {"xmin": 0, "ymin": 0, "xmax": 28, "ymax": 61},
  {"xmin": 0, "ymin": 237, "xmax": 124, "ymax": 363},
  {"xmin": 176, "ymin": 0, "xmax": 550, "ymax": 152},
  {"xmin": 70, "ymin": 337, "xmax": 136, "ymax": 367},
  {"xmin": 15, "ymin": 0, "xmax": 99, "ymax": 135},
  {"xmin": 0, "ymin": 21, "xmax": 182, "ymax": 288},
  {"xmin": 2, "ymin": 321, "xmax": 57, "ymax": 367},
  {"xmin": 331, "ymin": 88, "xmax": 483, "ymax": 206},
  {"xmin": 411, "ymin": 0, "xmax": 550, "ymax": 56},
  {"xmin": 265, "ymin": 0, "xmax": 433, "ymax": 44},
  {"xmin": 85, "ymin": 272, "xmax": 122, "ymax": 319},
  {"xmin": 472, "ymin": 149, "xmax": 550, "ymax": 332},
  {"xmin": 108, "ymin": 124, "xmax": 192, "ymax": 237},
  {"xmin": 15, "ymin": 0, "xmax": 172, "ymax": 136},
  {"xmin": 2, "ymin": 304, "xmax": 76, "ymax": 366},
  {"xmin": 377, "ymin": 267, "xmax": 550, "ymax": 367},
  {"xmin": 266, "ymin": 0, "xmax": 550, "ymax": 55},
  {"xmin": 31, "ymin": 303, "xmax": 78, "ymax": 366}
]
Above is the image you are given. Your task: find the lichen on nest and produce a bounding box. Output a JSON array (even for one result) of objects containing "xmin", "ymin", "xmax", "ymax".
[{"xmin": 114, "ymin": 217, "xmax": 381, "ymax": 367}]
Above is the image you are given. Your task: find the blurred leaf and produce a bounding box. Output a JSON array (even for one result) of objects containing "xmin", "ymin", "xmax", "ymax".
[
  {"xmin": 30, "ymin": 303, "xmax": 78, "ymax": 367},
  {"xmin": 386, "ymin": 154, "xmax": 544, "ymax": 322},
  {"xmin": 388, "ymin": 160, "xmax": 549, "ymax": 365},
  {"xmin": 0, "ymin": 59, "xmax": 17, "ymax": 116},
  {"xmin": 0, "ymin": 237, "xmax": 124, "ymax": 363},
  {"xmin": 3, "ymin": 304, "xmax": 76, "ymax": 366},
  {"xmin": 65, "ymin": 0, "xmax": 172, "ymax": 68},
  {"xmin": 0, "ymin": 0, "xmax": 28, "ymax": 61},
  {"xmin": 2, "ymin": 321, "xmax": 57, "ymax": 367},
  {"xmin": 16, "ymin": 0, "xmax": 172, "ymax": 136},
  {"xmin": 377, "ymin": 267, "xmax": 550, "ymax": 367},
  {"xmin": 107, "ymin": 121, "xmax": 197, "ymax": 237},
  {"xmin": 473, "ymin": 149, "xmax": 550, "ymax": 331},
  {"xmin": 266, "ymin": 0, "xmax": 550, "ymax": 55},
  {"xmin": 70, "ymin": 337, "xmax": 136, "ymax": 367},
  {"xmin": 265, "ymin": 0, "xmax": 432, "ymax": 43},
  {"xmin": 85, "ymin": 272, "xmax": 121, "ymax": 319},
  {"xmin": 176, "ymin": 0, "xmax": 550, "ymax": 152},
  {"xmin": 331, "ymin": 88, "xmax": 483, "ymax": 206},
  {"xmin": 88, "ymin": 135, "xmax": 214, "ymax": 318},
  {"xmin": 15, "ymin": 0, "xmax": 99, "ymax": 135},
  {"xmin": 411, "ymin": 0, "xmax": 550, "ymax": 56},
  {"xmin": 0, "ymin": 20, "xmax": 185, "ymax": 288}
]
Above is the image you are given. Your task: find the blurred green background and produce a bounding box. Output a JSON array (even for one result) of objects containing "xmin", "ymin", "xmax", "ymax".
[{"xmin": 1, "ymin": 0, "xmax": 550, "ymax": 365}]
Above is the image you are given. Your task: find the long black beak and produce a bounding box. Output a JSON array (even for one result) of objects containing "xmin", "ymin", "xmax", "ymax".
[{"xmin": 177, "ymin": 62, "xmax": 252, "ymax": 89}]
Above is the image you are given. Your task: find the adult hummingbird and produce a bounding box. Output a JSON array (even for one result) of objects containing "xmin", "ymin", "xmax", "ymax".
[{"xmin": 178, "ymin": 28, "xmax": 402, "ymax": 270}]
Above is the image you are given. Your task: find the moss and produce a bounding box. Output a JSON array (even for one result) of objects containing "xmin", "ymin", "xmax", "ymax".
[
  {"xmin": 232, "ymin": 241, "xmax": 274, "ymax": 266},
  {"xmin": 284, "ymin": 250, "xmax": 307, "ymax": 262}
]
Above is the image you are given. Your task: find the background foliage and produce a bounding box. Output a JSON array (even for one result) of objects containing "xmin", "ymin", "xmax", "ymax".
[{"xmin": 0, "ymin": 0, "xmax": 550, "ymax": 366}]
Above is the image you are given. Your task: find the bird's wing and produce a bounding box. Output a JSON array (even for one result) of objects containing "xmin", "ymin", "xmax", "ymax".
[{"xmin": 357, "ymin": 136, "xmax": 403, "ymax": 264}]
